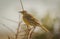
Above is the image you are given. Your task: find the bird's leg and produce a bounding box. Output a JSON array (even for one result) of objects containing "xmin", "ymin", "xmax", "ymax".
[
  {"xmin": 28, "ymin": 26, "xmax": 36, "ymax": 39},
  {"xmin": 26, "ymin": 25, "xmax": 30, "ymax": 34},
  {"xmin": 26, "ymin": 25, "xmax": 31, "ymax": 31},
  {"xmin": 24, "ymin": 25, "xmax": 31, "ymax": 39}
]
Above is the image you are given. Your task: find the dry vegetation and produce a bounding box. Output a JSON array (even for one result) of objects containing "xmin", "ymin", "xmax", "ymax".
[{"xmin": 0, "ymin": 11, "xmax": 60, "ymax": 39}]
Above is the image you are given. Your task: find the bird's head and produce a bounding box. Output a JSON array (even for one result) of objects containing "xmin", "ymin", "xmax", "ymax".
[{"xmin": 19, "ymin": 10, "xmax": 27, "ymax": 15}]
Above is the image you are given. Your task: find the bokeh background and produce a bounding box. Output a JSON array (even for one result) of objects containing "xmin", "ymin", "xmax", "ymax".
[{"xmin": 0, "ymin": 0, "xmax": 60, "ymax": 39}]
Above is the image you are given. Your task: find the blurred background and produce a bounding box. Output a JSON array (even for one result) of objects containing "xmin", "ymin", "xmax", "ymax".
[{"xmin": 0, "ymin": 0, "xmax": 60, "ymax": 39}]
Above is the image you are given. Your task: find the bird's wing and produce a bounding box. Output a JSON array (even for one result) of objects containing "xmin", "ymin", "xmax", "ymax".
[
  {"xmin": 29, "ymin": 15, "xmax": 50, "ymax": 32},
  {"xmin": 23, "ymin": 14, "xmax": 40, "ymax": 26},
  {"xmin": 26, "ymin": 14, "xmax": 40, "ymax": 25},
  {"xmin": 27, "ymin": 14, "xmax": 38, "ymax": 22}
]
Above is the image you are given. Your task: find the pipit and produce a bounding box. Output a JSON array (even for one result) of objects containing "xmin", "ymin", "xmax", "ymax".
[{"xmin": 19, "ymin": 10, "xmax": 50, "ymax": 32}]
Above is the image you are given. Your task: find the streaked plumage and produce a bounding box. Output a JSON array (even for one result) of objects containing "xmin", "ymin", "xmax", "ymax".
[{"xmin": 20, "ymin": 10, "xmax": 49, "ymax": 32}]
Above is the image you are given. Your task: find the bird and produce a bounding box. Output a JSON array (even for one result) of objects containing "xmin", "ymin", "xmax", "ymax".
[{"xmin": 19, "ymin": 10, "xmax": 50, "ymax": 32}]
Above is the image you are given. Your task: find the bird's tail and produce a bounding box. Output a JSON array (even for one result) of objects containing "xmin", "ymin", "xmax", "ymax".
[
  {"xmin": 39, "ymin": 24, "xmax": 50, "ymax": 32},
  {"xmin": 39, "ymin": 24, "xmax": 54, "ymax": 39}
]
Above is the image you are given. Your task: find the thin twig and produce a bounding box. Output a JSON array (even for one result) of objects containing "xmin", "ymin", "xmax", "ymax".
[
  {"xmin": 28, "ymin": 27, "xmax": 36, "ymax": 39},
  {"xmin": 15, "ymin": 22, "xmax": 22, "ymax": 39},
  {"xmin": 8, "ymin": 35, "xmax": 15, "ymax": 39},
  {"xmin": 8, "ymin": 36, "xmax": 10, "ymax": 39},
  {"xmin": 20, "ymin": 0, "xmax": 24, "ymax": 10},
  {"xmin": 15, "ymin": 25, "xmax": 20, "ymax": 39},
  {"xmin": 15, "ymin": 0, "xmax": 23, "ymax": 38},
  {"xmin": 15, "ymin": 11, "xmax": 22, "ymax": 39},
  {"xmin": 23, "ymin": 25, "xmax": 29, "ymax": 39}
]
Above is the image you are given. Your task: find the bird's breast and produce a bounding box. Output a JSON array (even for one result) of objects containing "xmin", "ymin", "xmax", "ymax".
[{"xmin": 23, "ymin": 16, "xmax": 31, "ymax": 26}]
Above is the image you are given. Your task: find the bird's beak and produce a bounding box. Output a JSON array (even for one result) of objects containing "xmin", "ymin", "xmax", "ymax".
[
  {"xmin": 19, "ymin": 11, "xmax": 22, "ymax": 13},
  {"xmin": 19, "ymin": 10, "xmax": 27, "ymax": 14}
]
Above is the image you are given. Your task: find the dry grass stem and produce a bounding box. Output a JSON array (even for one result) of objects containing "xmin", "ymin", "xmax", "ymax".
[
  {"xmin": 28, "ymin": 27, "xmax": 35, "ymax": 39},
  {"xmin": 8, "ymin": 36, "xmax": 10, "ymax": 39},
  {"xmin": 15, "ymin": 22, "xmax": 22, "ymax": 39}
]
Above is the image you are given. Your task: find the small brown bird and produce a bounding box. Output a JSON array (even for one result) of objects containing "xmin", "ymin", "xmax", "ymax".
[{"xmin": 20, "ymin": 10, "xmax": 50, "ymax": 32}]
